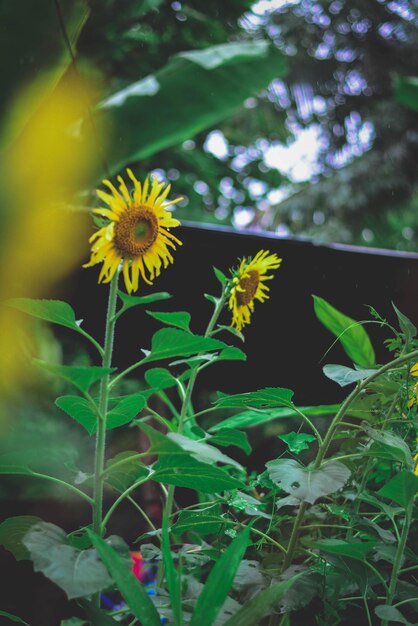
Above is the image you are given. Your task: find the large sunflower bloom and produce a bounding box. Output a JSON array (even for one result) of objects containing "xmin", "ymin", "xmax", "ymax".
[
  {"xmin": 84, "ymin": 169, "xmax": 182, "ymax": 293},
  {"xmin": 229, "ymin": 249, "xmax": 282, "ymax": 331}
]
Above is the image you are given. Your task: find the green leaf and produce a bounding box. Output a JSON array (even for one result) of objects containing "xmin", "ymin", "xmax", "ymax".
[
  {"xmin": 279, "ymin": 432, "xmax": 316, "ymax": 454},
  {"xmin": 172, "ymin": 510, "xmax": 226, "ymax": 537},
  {"xmin": 218, "ymin": 347, "xmax": 247, "ymax": 362},
  {"xmin": 323, "ymin": 364, "xmax": 378, "ymax": 387},
  {"xmin": 215, "ymin": 387, "xmax": 294, "ymax": 409},
  {"xmin": 392, "ymin": 302, "xmax": 417, "ymax": 347},
  {"xmin": 223, "ymin": 575, "xmax": 301, "ymax": 626},
  {"xmin": 189, "ymin": 528, "xmax": 250, "ymax": 626},
  {"xmin": 314, "ymin": 539, "xmax": 377, "ymax": 562},
  {"xmin": 216, "ymin": 325, "xmax": 245, "ymax": 342},
  {"xmin": 208, "ymin": 429, "xmax": 251, "ymax": 455},
  {"xmin": 55, "ymin": 395, "xmax": 97, "ymax": 434},
  {"xmin": 0, "ymin": 612, "xmax": 30, "ymax": 625},
  {"xmin": 23, "ymin": 522, "xmax": 112, "ymax": 599},
  {"xmin": 266, "ymin": 459, "xmax": 351, "ymax": 506},
  {"xmin": 162, "ymin": 513, "xmax": 182, "ymax": 626},
  {"xmin": 6, "ymin": 298, "xmax": 80, "ymax": 331},
  {"xmin": 144, "ymin": 367, "xmax": 178, "ymax": 391},
  {"xmin": 117, "ymin": 290, "xmax": 171, "ymax": 312},
  {"xmin": 213, "ymin": 266, "xmax": 227, "ymax": 285},
  {"xmin": 395, "ymin": 74, "xmax": 418, "ymax": 112},
  {"xmin": 209, "ymin": 404, "xmax": 341, "ymax": 431},
  {"xmin": 141, "ymin": 328, "xmax": 227, "ymax": 364},
  {"xmin": 0, "ymin": 516, "xmax": 42, "ymax": 561},
  {"xmin": 96, "ymin": 41, "xmax": 287, "ymax": 176},
  {"xmin": 87, "ymin": 530, "xmax": 161, "ymax": 626},
  {"xmin": 167, "ymin": 432, "xmax": 243, "ymax": 470},
  {"xmin": 153, "ymin": 456, "xmax": 244, "ymax": 492},
  {"xmin": 364, "ymin": 425, "xmax": 414, "ymax": 468},
  {"xmin": 312, "ymin": 295, "xmax": 376, "ymax": 367},
  {"xmin": 146, "ymin": 310, "xmax": 191, "ymax": 331},
  {"xmin": 377, "ymin": 471, "xmax": 418, "ymax": 509},
  {"xmin": 105, "ymin": 452, "xmax": 149, "ymax": 492},
  {"xmin": 107, "ymin": 393, "xmax": 146, "ymax": 429},
  {"xmin": 375, "ymin": 605, "xmax": 413, "ymax": 625},
  {"xmin": 35, "ymin": 360, "xmax": 115, "ymax": 393}
]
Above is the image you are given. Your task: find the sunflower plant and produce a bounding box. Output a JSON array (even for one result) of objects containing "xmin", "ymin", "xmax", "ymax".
[{"xmin": 1, "ymin": 171, "xmax": 418, "ymax": 626}]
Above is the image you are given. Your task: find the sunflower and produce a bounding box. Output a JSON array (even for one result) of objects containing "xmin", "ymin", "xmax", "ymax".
[
  {"xmin": 84, "ymin": 169, "xmax": 182, "ymax": 293},
  {"xmin": 229, "ymin": 249, "xmax": 282, "ymax": 331}
]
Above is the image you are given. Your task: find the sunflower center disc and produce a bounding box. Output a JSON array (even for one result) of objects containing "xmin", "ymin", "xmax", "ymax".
[
  {"xmin": 236, "ymin": 270, "xmax": 259, "ymax": 306},
  {"xmin": 114, "ymin": 206, "xmax": 159, "ymax": 258}
]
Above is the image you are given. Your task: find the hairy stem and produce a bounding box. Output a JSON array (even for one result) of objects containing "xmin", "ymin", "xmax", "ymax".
[{"xmin": 92, "ymin": 273, "xmax": 119, "ymax": 538}]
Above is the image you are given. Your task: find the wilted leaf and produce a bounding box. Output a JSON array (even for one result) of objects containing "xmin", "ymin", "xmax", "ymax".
[{"xmin": 323, "ymin": 364, "xmax": 377, "ymax": 387}]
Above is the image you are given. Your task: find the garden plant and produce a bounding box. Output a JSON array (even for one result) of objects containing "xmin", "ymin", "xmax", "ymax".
[{"xmin": 0, "ymin": 169, "xmax": 417, "ymax": 626}]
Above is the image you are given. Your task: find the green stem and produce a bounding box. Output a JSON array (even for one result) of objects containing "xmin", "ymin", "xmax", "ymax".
[
  {"xmin": 76, "ymin": 327, "xmax": 105, "ymax": 357},
  {"xmin": 281, "ymin": 347, "xmax": 418, "ymax": 573},
  {"xmin": 109, "ymin": 357, "xmax": 146, "ymax": 389},
  {"xmin": 92, "ymin": 273, "xmax": 119, "ymax": 538},
  {"xmin": 101, "ymin": 476, "xmax": 149, "ymax": 531},
  {"xmin": 382, "ymin": 503, "xmax": 414, "ymax": 626},
  {"xmin": 28, "ymin": 471, "xmax": 93, "ymax": 504}
]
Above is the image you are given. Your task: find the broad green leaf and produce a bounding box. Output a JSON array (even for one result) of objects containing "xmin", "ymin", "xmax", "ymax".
[
  {"xmin": 107, "ymin": 393, "xmax": 146, "ymax": 429},
  {"xmin": 172, "ymin": 510, "xmax": 226, "ymax": 537},
  {"xmin": 392, "ymin": 302, "xmax": 417, "ymax": 347},
  {"xmin": 153, "ymin": 456, "xmax": 245, "ymax": 492},
  {"xmin": 145, "ymin": 367, "xmax": 178, "ymax": 391},
  {"xmin": 377, "ymin": 471, "xmax": 418, "ymax": 509},
  {"xmin": 279, "ymin": 432, "xmax": 316, "ymax": 454},
  {"xmin": 395, "ymin": 74, "xmax": 418, "ymax": 112},
  {"xmin": 209, "ymin": 404, "xmax": 342, "ymax": 431},
  {"xmin": 0, "ymin": 515, "xmax": 42, "ymax": 561},
  {"xmin": 140, "ymin": 423, "xmax": 190, "ymax": 457},
  {"xmin": 23, "ymin": 522, "xmax": 112, "ymax": 599},
  {"xmin": 223, "ymin": 575, "xmax": 301, "ymax": 626},
  {"xmin": 375, "ymin": 605, "xmax": 413, "ymax": 625},
  {"xmin": 215, "ymin": 387, "xmax": 294, "ymax": 409},
  {"xmin": 208, "ymin": 429, "xmax": 251, "ymax": 455},
  {"xmin": 0, "ymin": 612, "xmax": 30, "ymax": 626},
  {"xmin": 189, "ymin": 528, "xmax": 250, "ymax": 626},
  {"xmin": 162, "ymin": 513, "xmax": 182, "ymax": 626},
  {"xmin": 35, "ymin": 360, "xmax": 115, "ymax": 393},
  {"xmin": 218, "ymin": 347, "xmax": 247, "ymax": 362},
  {"xmin": 55, "ymin": 396, "xmax": 97, "ymax": 434},
  {"xmin": 364, "ymin": 425, "xmax": 413, "ymax": 468},
  {"xmin": 96, "ymin": 41, "xmax": 287, "ymax": 175},
  {"xmin": 146, "ymin": 310, "xmax": 191, "ymax": 331},
  {"xmin": 167, "ymin": 432, "xmax": 243, "ymax": 470},
  {"xmin": 87, "ymin": 529, "xmax": 161, "ymax": 626},
  {"xmin": 141, "ymin": 328, "xmax": 228, "ymax": 364},
  {"xmin": 323, "ymin": 364, "xmax": 378, "ymax": 387},
  {"xmin": 105, "ymin": 452, "xmax": 149, "ymax": 492},
  {"xmin": 312, "ymin": 295, "xmax": 375, "ymax": 367},
  {"xmin": 313, "ymin": 539, "xmax": 377, "ymax": 562},
  {"xmin": 6, "ymin": 298, "xmax": 80, "ymax": 330},
  {"xmin": 267, "ymin": 459, "xmax": 350, "ymax": 506}
]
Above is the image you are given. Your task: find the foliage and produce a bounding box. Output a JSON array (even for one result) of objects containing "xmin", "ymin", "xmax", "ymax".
[{"xmin": 2, "ymin": 260, "xmax": 418, "ymax": 626}]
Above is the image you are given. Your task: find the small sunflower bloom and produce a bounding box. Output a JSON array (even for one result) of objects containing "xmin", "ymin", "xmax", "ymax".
[
  {"xmin": 229, "ymin": 249, "xmax": 282, "ymax": 331},
  {"xmin": 84, "ymin": 169, "xmax": 182, "ymax": 293}
]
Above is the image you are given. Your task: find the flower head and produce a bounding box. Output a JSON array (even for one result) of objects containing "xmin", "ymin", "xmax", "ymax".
[
  {"xmin": 228, "ymin": 249, "xmax": 282, "ymax": 331},
  {"xmin": 84, "ymin": 169, "xmax": 182, "ymax": 293}
]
